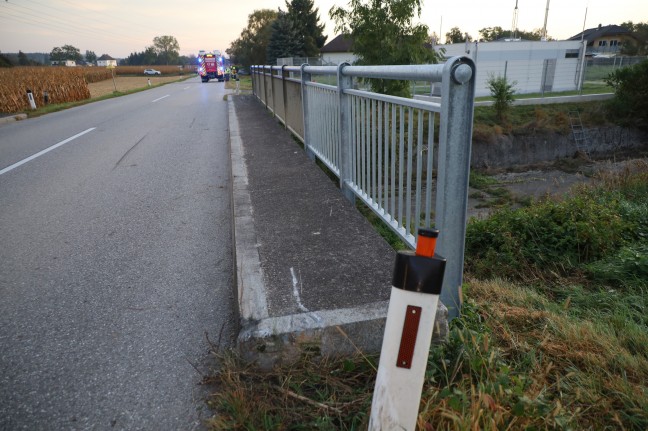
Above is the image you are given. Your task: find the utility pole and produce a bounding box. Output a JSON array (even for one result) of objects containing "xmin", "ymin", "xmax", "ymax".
[{"xmin": 542, "ymin": 0, "xmax": 550, "ymax": 41}]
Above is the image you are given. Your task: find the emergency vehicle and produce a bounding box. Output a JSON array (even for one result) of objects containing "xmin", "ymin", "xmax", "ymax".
[{"xmin": 198, "ymin": 50, "xmax": 224, "ymax": 83}]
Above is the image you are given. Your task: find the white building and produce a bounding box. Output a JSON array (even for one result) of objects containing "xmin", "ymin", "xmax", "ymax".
[
  {"xmin": 319, "ymin": 35, "xmax": 357, "ymax": 66},
  {"xmin": 51, "ymin": 60, "xmax": 76, "ymax": 67},
  {"xmin": 96, "ymin": 54, "xmax": 117, "ymax": 67},
  {"xmin": 435, "ymin": 40, "xmax": 585, "ymax": 97}
]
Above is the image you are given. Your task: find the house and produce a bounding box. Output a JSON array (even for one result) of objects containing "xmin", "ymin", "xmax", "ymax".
[
  {"xmin": 568, "ymin": 24, "xmax": 636, "ymax": 56},
  {"xmin": 51, "ymin": 60, "xmax": 76, "ymax": 67},
  {"xmin": 435, "ymin": 40, "xmax": 584, "ymax": 97},
  {"xmin": 320, "ymin": 34, "xmax": 357, "ymax": 65},
  {"xmin": 96, "ymin": 54, "xmax": 117, "ymax": 67}
]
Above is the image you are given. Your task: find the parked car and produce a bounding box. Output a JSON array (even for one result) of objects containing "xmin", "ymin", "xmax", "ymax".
[{"xmin": 144, "ymin": 69, "xmax": 161, "ymax": 75}]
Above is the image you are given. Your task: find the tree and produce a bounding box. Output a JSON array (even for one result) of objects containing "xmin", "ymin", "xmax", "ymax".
[
  {"xmin": 445, "ymin": 26, "xmax": 471, "ymax": 44},
  {"xmin": 620, "ymin": 21, "xmax": 648, "ymax": 55},
  {"xmin": 479, "ymin": 26, "xmax": 506, "ymax": 41},
  {"xmin": 479, "ymin": 26, "xmax": 547, "ymax": 41},
  {"xmin": 330, "ymin": 0, "xmax": 441, "ymax": 96},
  {"xmin": 18, "ymin": 51, "xmax": 30, "ymax": 66},
  {"xmin": 227, "ymin": 9, "xmax": 278, "ymax": 67},
  {"xmin": 1, "ymin": 51, "xmax": 14, "ymax": 67},
  {"xmin": 605, "ymin": 59, "xmax": 648, "ymax": 130},
  {"xmin": 267, "ymin": 10, "xmax": 303, "ymax": 64},
  {"xmin": 85, "ymin": 50, "xmax": 97, "ymax": 64},
  {"xmin": 50, "ymin": 45, "xmax": 82, "ymax": 63},
  {"xmin": 153, "ymin": 35, "xmax": 180, "ymax": 65},
  {"xmin": 286, "ymin": 0, "xmax": 327, "ymax": 57}
]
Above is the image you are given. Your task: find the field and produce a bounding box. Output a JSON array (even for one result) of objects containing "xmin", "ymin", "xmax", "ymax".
[
  {"xmin": 0, "ymin": 66, "xmax": 194, "ymax": 113},
  {"xmin": 88, "ymin": 75, "xmax": 190, "ymax": 98}
]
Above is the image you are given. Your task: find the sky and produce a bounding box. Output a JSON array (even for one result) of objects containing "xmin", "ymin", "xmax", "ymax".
[{"xmin": 1, "ymin": 0, "xmax": 647, "ymax": 59}]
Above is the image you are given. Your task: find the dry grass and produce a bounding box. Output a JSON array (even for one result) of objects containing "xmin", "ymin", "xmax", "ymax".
[
  {"xmin": 87, "ymin": 75, "xmax": 188, "ymax": 98},
  {"xmin": 115, "ymin": 65, "xmax": 191, "ymax": 76}
]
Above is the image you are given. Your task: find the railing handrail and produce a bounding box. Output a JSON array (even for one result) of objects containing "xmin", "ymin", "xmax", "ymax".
[{"xmin": 252, "ymin": 61, "xmax": 474, "ymax": 84}]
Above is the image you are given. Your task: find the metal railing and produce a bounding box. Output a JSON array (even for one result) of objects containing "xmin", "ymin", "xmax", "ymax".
[{"xmin": 251, "ymin": 58, "xmax": 475, "ymax": 318}]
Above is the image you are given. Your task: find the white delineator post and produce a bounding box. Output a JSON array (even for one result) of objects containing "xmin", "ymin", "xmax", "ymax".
[{"xmin": 369, "ymin": 228, "xmax": 446, "ymax": 431}]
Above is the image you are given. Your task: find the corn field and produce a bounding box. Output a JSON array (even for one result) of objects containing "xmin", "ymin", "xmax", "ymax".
[{"xmin": 0, "ymin": 67, "xmax": 113, "ymax": 112}]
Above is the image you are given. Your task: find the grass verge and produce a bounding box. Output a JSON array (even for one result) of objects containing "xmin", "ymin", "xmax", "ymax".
[
  {"xmin": 23, "ymin": 75, "xmax": 192, "ymax": 118},
  {"xmin": 205, "ymin": 160, "xmax": 648, "ymax": 430}
]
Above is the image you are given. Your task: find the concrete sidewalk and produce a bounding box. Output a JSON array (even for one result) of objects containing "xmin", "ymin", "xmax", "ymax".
[{"xmin": 228, "ymin": 95, "xmax": 447, "ymax": 368}]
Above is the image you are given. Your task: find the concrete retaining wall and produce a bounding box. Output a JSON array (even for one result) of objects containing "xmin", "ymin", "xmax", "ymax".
[{"xmin": 471, "ymin": 126, "xmax": 648, "ymax": 169}]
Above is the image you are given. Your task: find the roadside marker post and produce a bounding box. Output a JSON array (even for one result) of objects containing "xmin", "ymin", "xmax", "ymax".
[
  {"xmin": 369, "ymin": 228, "xmax": 446, "ymax": 430},
  {"xmin": 26, "ymin": 89, "xmax": 37, "ymax": 110}
]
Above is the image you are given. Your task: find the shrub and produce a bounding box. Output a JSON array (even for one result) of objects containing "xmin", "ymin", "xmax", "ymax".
[
  {"xmin": 465, "ymin": 190, "xmax": 628, "ymax": 280},
  {"xmin": 604, "ymin": 59, "xmax": 648, "ymax": 130},
  {"xmin": 486, "ymin": 74, "xmax": 517, "ymax": 123}
]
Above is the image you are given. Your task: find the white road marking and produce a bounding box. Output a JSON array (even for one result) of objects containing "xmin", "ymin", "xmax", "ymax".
[
  {"xmin": 290, "ymin": 267, "xmax": 310, "ymax": 313},
  {"xmin": 152, "ymin": 95, "xmax": 170, "ymax": 103},
  {"xmin": 0, "ymin": 128, "xmax": 96, "ymax": 176},
  {"xmin": 183, "ymin": 86, "xmax": 191, "ymax": 90}
]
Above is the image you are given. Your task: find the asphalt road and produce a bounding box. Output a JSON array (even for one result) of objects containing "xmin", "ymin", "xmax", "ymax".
[{"xmin": 0, "ymin": 77, "xmax": 237, "ymax": 430}]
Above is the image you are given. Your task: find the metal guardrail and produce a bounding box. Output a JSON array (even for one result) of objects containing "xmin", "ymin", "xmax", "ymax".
[{"xmin": 250, "ymin": 57, "xmax": 475, "ymax": 318}]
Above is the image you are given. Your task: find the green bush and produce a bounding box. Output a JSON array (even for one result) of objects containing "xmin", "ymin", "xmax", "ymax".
[
  {"xmin": 465, "ymin": 191, "xmax": 629, "ymax": 280},
  {"xmin": 605, "ymin": 59, "xmax": 648, "ymax": 130}
]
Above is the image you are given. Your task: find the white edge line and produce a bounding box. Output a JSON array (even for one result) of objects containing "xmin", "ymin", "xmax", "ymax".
[
  {"xmin": 152, "ymin": 95, "xmax": 170, "ymax": 103},
  {"xmin": 0, "ymin": 128, "xmax": 96, "ymax": 176}
]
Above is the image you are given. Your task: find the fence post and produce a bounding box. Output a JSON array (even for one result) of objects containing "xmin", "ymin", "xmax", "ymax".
[
  {"xmin": 300, "ymin": 63, "xmax": 315, "ymax": 161},
  {"xmin": 337, "ymin": 62, "xmax": 355, "ymax": 203},
  {"xmin": 435, "ymin": 57, "xmax": 476, "ymax": 319},
  {"xmin": 281, "ymin": 65, "xmax": 288, "ymax": 130},
  {"xmin": 270, "ymin": 66, "xmax": 276, "ymax": 118},
  {"xmin": 263, "ymin": 66, "xmax": 269, "ymax": 108}
]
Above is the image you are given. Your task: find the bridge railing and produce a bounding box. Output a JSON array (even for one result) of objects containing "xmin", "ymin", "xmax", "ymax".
[{"xmin": 250, "ymin": 58, "xmax": 475, "ymax": 318}]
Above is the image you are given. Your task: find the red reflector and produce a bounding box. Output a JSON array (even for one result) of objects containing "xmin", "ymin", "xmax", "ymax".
[{"xmin": 396, "ymin": 305, "xmax": 422, "ymax": 369}]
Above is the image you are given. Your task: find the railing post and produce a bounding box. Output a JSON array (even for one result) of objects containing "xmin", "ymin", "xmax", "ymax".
[
  {"xmin": 300, "ymin": 63, "xmax": 315, "ymax": 161},
  {"xmin": 270, "ymin": 66, "xmax": 276, "ymax": 118},
  {"xmin": 251, "ymin": 66, "xmax": 256, "ymax": 97},
  {"xmin": 435, "ymin": 57, "xmax": 476, "ymax": 319},
  {"xmin": 281, "ymin": 65, "xmax": 288, "ymax": 130},
  {"xmin": 338, "ymin": 62, "xmax": 355, "ymax": 203},
  {"xmin": 263, "ymin": 66, "xmax": 269, "ymax": 108}
]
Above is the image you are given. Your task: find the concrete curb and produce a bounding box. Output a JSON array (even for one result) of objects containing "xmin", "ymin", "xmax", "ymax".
[
  {"xmin": 227, "ymin": 96, "xmax": 449, "ymax": 369},
  {"xmin": 0, "ymin": 114, "xmax": 27, "ymax": 126}
]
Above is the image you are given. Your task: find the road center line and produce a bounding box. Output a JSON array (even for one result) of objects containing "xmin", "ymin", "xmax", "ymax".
[
  {"xmin": 152, "ymin": 95, "xmax": 170, "ymax": 103},
  {"xmin": 0, "ymin": 128, "xmax": 96, "ymax": 176}
]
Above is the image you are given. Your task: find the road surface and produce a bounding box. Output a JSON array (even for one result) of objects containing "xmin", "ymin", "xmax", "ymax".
[{"xmin": 0, "ymin": 77, "xmax": 237, "ymax": 430}]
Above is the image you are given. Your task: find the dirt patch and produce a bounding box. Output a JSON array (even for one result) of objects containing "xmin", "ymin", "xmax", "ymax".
[
  {"xmin": 467, "ymin": 158, "xmax": 647, "ymax": 219},
  {"xmin": 87, "ymin": 75, "xmax": 189, "ymax": 98}
]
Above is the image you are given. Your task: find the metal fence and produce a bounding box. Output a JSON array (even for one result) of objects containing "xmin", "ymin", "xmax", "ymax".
[{"xmin": 250, "ymin": 58, "xmax": 475, "ymax": 318}]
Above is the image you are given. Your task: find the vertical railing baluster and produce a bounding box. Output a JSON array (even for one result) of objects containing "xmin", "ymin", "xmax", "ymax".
[
  {"xmin": 391, "ymin": 105, "xmax": 396, "ymax": 223},
  {"xmin": 406, "ymin": 108, "xmax": 413, "ymax": 237},
  {"xmin": 425, "ymin": 112, "xmax": 435, "ymax": 228},
  {"xmin": 416, "ymin": 109, "xmax": 423, "ymax": 234},
  {"xmin": 398, "ymin": 106, "xmax": 404, "ymax": 230},
  {"xmin": 378, "ymin": 101, "xmax": 383, "ymax": 210}
]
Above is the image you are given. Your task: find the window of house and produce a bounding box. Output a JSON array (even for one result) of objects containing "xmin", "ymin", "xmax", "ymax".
[
  {"xmin": 610, "ymin": 40, "xmax": 618, "ymax": 46},
  {"xmin": 598, "ymin": 40, "xmax": 608, "ymax": 46},
  {"xmin": 565, "ymin": 49, "xmax": 579, "ymax": 58}
]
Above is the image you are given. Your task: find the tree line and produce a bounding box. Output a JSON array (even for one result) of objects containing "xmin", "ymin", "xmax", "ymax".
[
  {"xmin": 442, "ymin": 21, "xmax": 648, "ymax": 55},
  {"xmin": 227, "ymin": 0, "xmax": 327, "ymax": 67},
  {"xmin": 0, "ymin": 35, "xmax": 187, "ymax": 68}
]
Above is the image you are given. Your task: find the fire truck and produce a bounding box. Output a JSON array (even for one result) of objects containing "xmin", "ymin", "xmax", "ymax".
[{"xmin": 198, "ymin": 50, "xmax": 224, "ymax": 83}]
